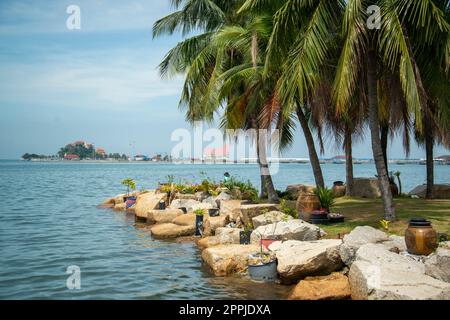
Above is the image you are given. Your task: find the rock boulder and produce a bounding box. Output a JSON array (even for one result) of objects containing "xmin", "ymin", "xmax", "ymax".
[
  {"xmin": 240, "ymin": 204, "xmax": 279, "ymax": 225},
  {"xmin": 172, "ymin": 213, "xmax": 196, "ymax": 226},
  {"xmin": 201, "ymin": 244, "xmax": 261, "ymax": 276},
  {"xmin": 252, "ymin": 211, "xmax": 293, "ymax": 229},
  {"xmin": 148, "ymin": 209, "xmax": 183, "ymax": 224},
  {"xmin": 339, "ymin": 226, "xmax": 389, "ymax": 265},
  {"xmin": 169, "ymin": 199, "xmax": 200, "ymax": 212},
  {"xmin": 251, "ymin": 220, "xmax": 325, "ymax": 244},
  {"xmin": 289, "ymin": 272, "xmax": 351, "ymax": 300},
  {"xmin": 269, "ymin": 239, "xmax": 343, "ymax": 284},
  {"xmin": 409, "ymin": 184, "xmax": 450, "ymax": 199},
  {"xmin": 202, "ymin": 215, "xmax": 230, "ymax": 236},
  {"xmin": 135, "ymin": 192, "xmax": 166, "ymax": 219},
  {"xmin": 350, "ymin": 178, "xmax": 381, "ymax": 198},
  {"xmin": 425, "ymin": 248, "xmax": 450, "ymax": 282},
  {"xmin": 150, "ymin": 223, "xmax": 195, "ymax": 239},
  {"xmin": 285, "ymin": 184, "xmax": 315, "ymax": 200}
]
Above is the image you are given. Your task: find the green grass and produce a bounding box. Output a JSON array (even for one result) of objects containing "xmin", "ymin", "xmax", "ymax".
[{"xmin": 286, "ymin": 197, "xmax": 450, "ymax": 239}]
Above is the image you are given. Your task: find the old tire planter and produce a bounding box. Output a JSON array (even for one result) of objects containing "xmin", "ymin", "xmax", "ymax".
[
  {"xmin": 239, "ymin": 231, "xmax": 252, "ymax": 245},
  {"xmin": 208, "ymin": 208, "xmax": 219, "ymax": 217},
  {"xmin": 195, "ymin": 215, "xmax": 204, "ymax": 236},
  {"xmin": 248, "ymin": 255, "xmax": 277, "ymax": 282},
  {"xmin": 311, "ymin": 211, "xmax": 329, "ymax": 225}
]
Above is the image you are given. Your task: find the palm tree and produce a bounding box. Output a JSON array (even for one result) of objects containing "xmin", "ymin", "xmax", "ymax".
[
  {"xmin": 153, "ymin": 0, "xmax": 281, "ymax": 202},
  {"xmin": 332, "ymin": 0, "xmax": 449, "ymax": 220},
  {"xmin": 239, "ymin": 0, "xmax": 345, "ymax": 190}
]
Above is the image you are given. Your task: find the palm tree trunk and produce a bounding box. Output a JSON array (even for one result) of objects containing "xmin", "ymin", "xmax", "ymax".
[
  {"xmin": 344, "ymin": 125, "xmax": 354, "ymax": 196},
  {"xmin": 424, "ymin": 114, "xmax": 434, "ymax": 199},
  {"xmin": 296, "ymin": 106, "xmax": 325, "ymax": 189},
  {"xmin": 367, "ymin": 50, "xmax": 395, "ymax": 220},
  {"xmin": 380, "ymin": 123, "xmax": 389, "ymax": 172},
  {"xmin": 256, "ymin": 128, "xmax": 279, "ymax": 203}
]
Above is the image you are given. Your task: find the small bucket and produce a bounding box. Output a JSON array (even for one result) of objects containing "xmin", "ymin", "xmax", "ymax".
[{"xmin": 248, "ymin": 260, "xmax": 277, "ymax": 282}]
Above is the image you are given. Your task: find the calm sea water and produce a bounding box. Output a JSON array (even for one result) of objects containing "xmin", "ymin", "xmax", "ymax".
[{"xmin": 0, "ymin": 160, "xmax": 448, "ymax": 299}]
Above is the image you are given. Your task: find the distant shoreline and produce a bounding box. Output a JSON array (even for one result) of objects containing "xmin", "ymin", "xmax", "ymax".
[{"xmin": 6, "ymin": 158, "xmax": 449, "ymax": 165}]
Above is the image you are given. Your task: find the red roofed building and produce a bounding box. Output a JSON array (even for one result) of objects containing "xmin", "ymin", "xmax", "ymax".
[{"xmin": 64, "ymin": 154, "xmax": 80, "ymax": 160}]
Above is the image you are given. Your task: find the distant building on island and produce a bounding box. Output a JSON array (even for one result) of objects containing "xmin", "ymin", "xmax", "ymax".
[{"xmin": 64, "ymin": 154, "xmax": 80, "ymax": 160}]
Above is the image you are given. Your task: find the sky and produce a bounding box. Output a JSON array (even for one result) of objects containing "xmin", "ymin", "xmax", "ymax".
[{"xmin": 0, "ymin": 0, "xmax": 448, "ymax": 160}]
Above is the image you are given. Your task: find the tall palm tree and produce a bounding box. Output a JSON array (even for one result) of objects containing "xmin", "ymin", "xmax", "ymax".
[
  {"xmin": 153, "ymin": 0, "xmax": 281, "ymax": 202},
  {"xmin": 239, "ymin": 0, "xmax": 345, "ymax": 189},
  {"xmin": 332, "ymin": 0, "xmax": 449, "ymax": 220}
]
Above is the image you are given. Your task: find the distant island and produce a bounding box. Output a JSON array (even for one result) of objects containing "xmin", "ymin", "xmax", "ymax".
[{"xmin": 21, "ymin": 140, "xmax": 170, "ymax": 162}]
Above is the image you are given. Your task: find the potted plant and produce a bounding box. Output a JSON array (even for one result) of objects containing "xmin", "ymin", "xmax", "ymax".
[
  {"xmin": 240, "ymin": 223, "xmax": 253, "ymax": 245},
  {"xmin": 311, "ymin": 187, "xmax": 336, "ymax": 224},
  {"xmin": 247, "ymin": 232, "xmax": 278, "ymax": 282},
  {"xmin": 194, "ymin": 209, "xmax": 205, "ymax": 236}
]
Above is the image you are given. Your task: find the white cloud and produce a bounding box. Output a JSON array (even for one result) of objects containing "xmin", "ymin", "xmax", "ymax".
[{"xmin": 0, "ymin": 47, "xmax": 184, "ymax": 109}]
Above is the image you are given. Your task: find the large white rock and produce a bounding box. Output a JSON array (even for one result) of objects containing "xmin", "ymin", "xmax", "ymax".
[
  {"xmin": 251, "ymin": 219, "xmax": 325, "ymax": 244},
  {"xmin": 269, "ymin": 240, "xmax": 343, "ymax": 284},
  {"xmin": 197, "ymin": 228, "xmax": 242, "ymax": 251},
  {"xmin": 340, "ymin": 226, "xmax": 389, "ymax": 265},
  {"xmin": 425, "ymin": 248, "xmax": 450, "ymax": 283},
  {"xmin": 215, "ymin": 227, "xmax": 243, "ymax": 244},
  {"xmin": 381, "ymin": 235, "xmax": 407, "ymax": 252},
  {"xmin": 252, "ymin": 211, "xmax": 293, "ymax": 229},
  {"xmin": 201, "ymin": 244, "xmax": 261, "ymax": 276},
  {"xmin": 349, "ymin": 260, "xmax": 450, "ymax": 300},
  {"xmin": 168, "ymin": 199, "xmax": 200, "ymax": 212},
  {"xmin": 349, "ymin": 243, "xmax": 450, "ymax": 300},
  {"xmin": 134, "ymin": 191, "xmax": 166, "ymax": 219},
  {"xmin": 355, "ymin": 244, "xmax": 425, "ymax": 274}
]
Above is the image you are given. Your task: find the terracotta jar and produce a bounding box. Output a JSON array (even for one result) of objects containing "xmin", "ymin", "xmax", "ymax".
[
  {"xmin": 296, "ymin": 193, "xmax": 320, "ymax": 222},
  {"xmin": 405, "ymin": 218, "xmax": 438, "ymax": 255}
]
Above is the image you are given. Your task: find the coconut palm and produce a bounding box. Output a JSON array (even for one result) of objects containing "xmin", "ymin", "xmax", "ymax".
[
  {"xmin": 239, "ymin": 0, "xmax": 346, "ymax": 189},
  {"xmin": 333, "ymin": 0, "xmax": 449, "ymax": 220},
  {"xmin": 153, "ymin": 0, "xmax": 282, "ymax": 202}
]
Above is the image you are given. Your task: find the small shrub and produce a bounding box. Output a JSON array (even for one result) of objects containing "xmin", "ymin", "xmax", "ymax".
[
  {"xmin": 280, "ymin": 199, "xmax": 298, "ymax": 219},
  {"xmin": 314, "ymin": 187, "xmax": 335, "ymax": 212}
]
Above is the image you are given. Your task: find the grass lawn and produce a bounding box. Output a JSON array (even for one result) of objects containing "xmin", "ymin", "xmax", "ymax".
[{"xmin": 287, "ymin": 197, "xmax": 450, "ymax": 239}]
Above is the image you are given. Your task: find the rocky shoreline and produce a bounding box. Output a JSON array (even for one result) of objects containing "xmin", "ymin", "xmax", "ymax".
[{"xmin": 99, "ymin": 188, "xmax": 450, "ymax": 300}]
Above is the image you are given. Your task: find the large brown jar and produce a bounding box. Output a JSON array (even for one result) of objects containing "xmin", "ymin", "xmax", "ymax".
[
  {"xmin": 296, "ymin": 193, "xmax": 321, "ymax": 222},
  {"xmin": 405, "ymin": 218, "xmax": 438, "ymax": 255}
]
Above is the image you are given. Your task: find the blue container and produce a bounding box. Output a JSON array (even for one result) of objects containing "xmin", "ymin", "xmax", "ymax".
[
  {"xmin": 195, "ymin": 215, "xmax": 203, "ymax": 236},
  {"xmin": 248, "ymin": 260, "xmax": 277, "ymax": 282}
]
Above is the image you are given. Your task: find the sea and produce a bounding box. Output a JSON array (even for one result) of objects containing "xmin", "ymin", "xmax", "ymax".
[{"xmin": 0, "ymin": 160, "xmax": 448, "ymax": 299}]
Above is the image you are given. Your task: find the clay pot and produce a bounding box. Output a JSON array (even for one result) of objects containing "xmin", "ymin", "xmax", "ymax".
[
  {"xmin": 332, "ymin": 185, "xmax": 346, "ymax": 198},
  {"xmin": 296, "ymin": 193, "xmax": 320, "ymax": 222},
  {"xmin": 405, "ymin": 218, "xmax": 438, "ymax": 255}
]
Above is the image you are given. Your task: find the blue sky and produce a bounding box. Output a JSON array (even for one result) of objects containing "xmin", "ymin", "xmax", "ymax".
[{"xmin": 0, "ymin": 0, "xmax": 448, "ymax": 159}]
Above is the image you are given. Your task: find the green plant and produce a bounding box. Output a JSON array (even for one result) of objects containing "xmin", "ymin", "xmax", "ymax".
[
  {"xmin": 194, "ymin": 208, "xmax": 206, "ymax": 216},
  {"xmin": 181, "ymin": 185, "xmax": 196, "ymax": 194},
  {"xmin": 280, "ymin": 199, "xmax": 298, "ymax": 219},
  {"xmin": 166, "ymin": 175, "xmax": 175, "ymax": 184},
  {"xmin": 380, "ymin": 219, "xmax": 391, "ymax": 231},
  {"xmin": 314, "ymin": 187, "xmax": 336, "ymax": 212},
  {"xmin": 121, "ymin": 178, "xmax": 136, "ymax": 196},
  {"xmin": 243, "ymin": 222, "xmax": 253, "ymax": 232},
  {"xmin": 222, "ymin": 177, "xmax": 258, "ymax": 201}
]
